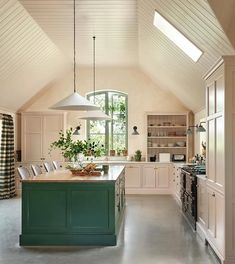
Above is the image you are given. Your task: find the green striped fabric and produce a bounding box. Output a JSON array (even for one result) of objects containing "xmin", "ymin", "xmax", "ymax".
[{"xmin": 0, "ymin": 114, "xmax": 16, "ymax": 199}]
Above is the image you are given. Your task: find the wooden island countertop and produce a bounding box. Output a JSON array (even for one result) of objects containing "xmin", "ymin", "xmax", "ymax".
[{"xmin": 22, "ymin": 165, "xmax": 124, "ymax": 183}]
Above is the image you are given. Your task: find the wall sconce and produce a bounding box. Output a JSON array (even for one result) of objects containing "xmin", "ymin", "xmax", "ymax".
[
  {"xmin": 73, "ymin": 125, "xmax": 81, "ymax": 135},
  {"xmin": 187, "ymin": 122, "xmax": 206, "ymax": 135},
  {"xmin": 132, "ymin": 126, "xmax": 139, "ymax": 135}
]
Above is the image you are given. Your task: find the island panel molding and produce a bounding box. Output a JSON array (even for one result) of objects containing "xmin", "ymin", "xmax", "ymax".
[{"xmin": 20, "ymin": 166, "xmax": 125, "ymax": 246}]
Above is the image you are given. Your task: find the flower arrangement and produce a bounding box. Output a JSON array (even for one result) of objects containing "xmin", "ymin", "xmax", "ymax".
[{"xmin": 49, "ymin": 128, "xmax": 105, "ymax": 162}]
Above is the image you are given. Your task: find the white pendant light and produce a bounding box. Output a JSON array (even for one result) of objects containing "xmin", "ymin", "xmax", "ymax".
[
  {"xmin": 79, "ymin": 111, "xmax": 112, "ymax": 120},
  {"xmin": 79, "ymin": 36, "xmax": 112, "ymax": 120},
  {"xmin": 50, "ymin": 0, "xmax": 99, "ymax": 111}
]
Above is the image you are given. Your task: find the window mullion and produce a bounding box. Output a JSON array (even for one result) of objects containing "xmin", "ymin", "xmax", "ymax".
[{"xmin": 105, "ymin": 92, "xmax": 109, "ymax": 155}]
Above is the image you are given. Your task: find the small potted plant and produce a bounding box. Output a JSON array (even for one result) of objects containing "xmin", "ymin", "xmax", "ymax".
[
  {"xmin": 117, "ymin": 148, "xmax": 121, "ymax": 156},
  {"xmin": 110, "ymin": 149, "xmax": 116, "ymax": 156},
  {"xmin": 122, "ymin": 148, "xmax": 128, "ymax": 156},
  {"xmin": 134, "ymin": 150, "xmax": 142, "ymax": 161}
]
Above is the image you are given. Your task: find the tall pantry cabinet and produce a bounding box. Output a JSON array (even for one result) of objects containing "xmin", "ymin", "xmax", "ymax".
[
  {"xmin": 21, "ymin": 112, "xmax": 66, "ymax": 162},
  {"xmin": 204, "ymin": 56, "xmax": 235, "ymax": 264}
]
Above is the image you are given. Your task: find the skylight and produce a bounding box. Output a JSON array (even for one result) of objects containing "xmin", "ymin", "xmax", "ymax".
[{"xmin": 153, "ymin": 11, "xmax": 203, "ymax": 62}]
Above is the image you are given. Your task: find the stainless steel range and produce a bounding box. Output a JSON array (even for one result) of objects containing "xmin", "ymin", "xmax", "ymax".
[{"xmin": 180, "ymin": 165, "xmax": 206, "ymax": 230}]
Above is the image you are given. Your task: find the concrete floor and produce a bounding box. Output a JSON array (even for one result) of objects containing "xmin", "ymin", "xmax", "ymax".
[{"xmin": 0, "ymin": 195, "xmax": 219, "ymax": 264}]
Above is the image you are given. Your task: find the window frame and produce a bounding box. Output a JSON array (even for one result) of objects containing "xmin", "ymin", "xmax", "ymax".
[{"xmin": 86, "ymin": 90, "xmax": 128, "ymax": 155}]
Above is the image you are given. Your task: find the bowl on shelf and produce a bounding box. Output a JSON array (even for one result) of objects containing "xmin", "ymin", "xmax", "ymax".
[
  {"xmin": 160, "ymin": 143, "xmax": 167, "ymax": 147},
  {"xmin": 168, "ymin": 143, "xmax": 175, "ymax": 147},
  {"xmin": 176, "ymin": 141, "xmax": 186, "ymax": 147},
  {"xmin": 153, "ymin": 143, "xmax": 159, "ymax": 147}
]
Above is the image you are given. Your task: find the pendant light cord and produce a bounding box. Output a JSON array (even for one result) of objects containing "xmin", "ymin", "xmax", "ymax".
[
  {"xmin": 73, "ymin": 0, "xmax": 76, "ymax": 93},
  {"xmin": 93, "ymin": 36, "xmax": 96, "ymax": 104}
]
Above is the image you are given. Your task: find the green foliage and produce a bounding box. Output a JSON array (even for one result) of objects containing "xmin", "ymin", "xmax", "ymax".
[
  {"xmin": 49, "ymin": 128, "xmax": 105, "ymax": 161},
  {"xmin": 134, "ymin": 150, "xmax": 142, "ymax": 161}
]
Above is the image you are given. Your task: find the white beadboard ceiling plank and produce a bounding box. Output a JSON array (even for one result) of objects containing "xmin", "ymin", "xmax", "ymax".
[
  {"xmin": 20, "ymin": 0, "xmax": 138, "ymax": 66},
  {"xmin": 0, "ymin": 0, "xmax": 234, "ymax": 112},
  {"xmin": 0, "ymin": 0, "xmax": 70, "ymax": 110}
]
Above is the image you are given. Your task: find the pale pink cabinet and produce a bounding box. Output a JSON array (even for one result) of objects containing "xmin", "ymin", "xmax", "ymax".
[
  {"xmin": 204, "ymin": 57, "xmax": 235, "ymax": 263},
  {"xmin": 206, "ymin": 186, "xmax": 224, "ymax": 257},
  {"xmin": 197, "ymin": 178, "xmax": 207, "ymax": 231},
  {"xmin": 125, "ymin": 165, "xmax": 142, "ymax": 188},
  {"xmin": 22, "ymin": 112, "xmax": 65, "ymax": 162},
  {"xmin": 142, "ymin": 165, "xmax": 170, "ymax": 190}
]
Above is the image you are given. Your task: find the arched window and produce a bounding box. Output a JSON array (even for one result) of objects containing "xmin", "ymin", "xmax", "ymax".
[{"xmin": 87, "ymin": 91, "xmax": 128, "ymax": 155}]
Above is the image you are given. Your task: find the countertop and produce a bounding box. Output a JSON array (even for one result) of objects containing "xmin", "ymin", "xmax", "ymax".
[
  {"xmin": 22, "ymin": 165, "xmax": 124, "ymax": 183},
  {"xmin": 16, "ymin": 160, "xmax": 186, "ymax": 165}
]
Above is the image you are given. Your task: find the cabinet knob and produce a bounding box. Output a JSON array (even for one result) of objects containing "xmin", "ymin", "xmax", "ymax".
[
  {"xmin": 212, "ymin": 193, "xmax": 215, "ymax": 197},
  {"xmin": 173, "ymin": 179, "xmax": 175, "ymax": 182}
]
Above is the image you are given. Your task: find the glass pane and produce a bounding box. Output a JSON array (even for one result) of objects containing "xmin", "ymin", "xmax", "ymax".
[
  {"xmin": 88, "ymin": 93, "xmax": 106, "ymax": 111},
  {"xmin": 112, "ymin": 134, "xmax": 126, "ymax": 151},
  {"xmin": 87, "ymin": 91, "xmax": 127, "ymax": 154},
  {"xmin": 89, "ymin": 120, "xmax": 106, "ymax": 134},
  {"xmin": 89, "ymin": 134, "xmax": 105, "ymax": 147},
  {"xmin": 113, "ymin": 121, "xmax": 126, "ymax": 134}
]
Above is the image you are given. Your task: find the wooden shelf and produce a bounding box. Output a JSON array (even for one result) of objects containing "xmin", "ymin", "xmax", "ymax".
[
  {"xmin": 148, "ymin": 147, "xmax": 187, "ymax": 149},
  {"xmin": 148, "ymin": 136, "xmax": 186, "ymax": 139}
]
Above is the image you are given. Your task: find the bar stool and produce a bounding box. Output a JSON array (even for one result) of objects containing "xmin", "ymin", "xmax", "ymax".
[
  {"xmin": 17, "ymin": 167, "xmax": 31, "ymax": 180},
  {"xmin": 31, "ymin": 164, "xmax": 42, "ymax": 176},
  {"xmin": 52, "ymin": 161, "xmax": 61, "ymax": 170},
  {"xmin": 43, "ymin": 162, "xmax": 54, "ymax": 172}
]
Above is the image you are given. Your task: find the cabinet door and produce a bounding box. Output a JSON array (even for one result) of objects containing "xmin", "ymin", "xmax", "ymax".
[
  {"xmin": 142, "ymin": 166, "xmax": 156, "ymax": 188},
  {"xmin": 207, "ymin": 187, "xmax": 216, "ymax": 238},
  {"xmin": 125, "ymin": 166, "xmax": 141, "ymax": 188},
  {"xmin": 206, "ymin": 187, "xmax": 224, "ymax": 255},
  {"xmin": 207, "ymin": 119, "xmax": 215, "ymax": 183},
  {"xmin": 197, "ymin": 179, "xmax": 207, "ymax": 228},
  {"xmin": 215, "ymin": 116, "xmax": 224, "ymax": 189},
  {"xmin": 215, "ymin": 191, "xmax": 224, "ymax": 254},
  {"xmin": 22, "ymin": 116, "xmax": 43, "ymax": 161},
  {"xmin": 175, "ymin": 169, "xmax": 181, "ymax": 197},
  {"xmin": 172, "ymin": 167, "xmax": 177, "ymax": 194},
  {"xmin": 156, "ymin": 166, "xmax": 169, "ymax": 188},
  {"xmin": 215, "ymin": 74, "xmax": 224, "ymax": 113},
  {"xmin": 43, "ymin": 115, "xmax": 64, "ymax": 161},
  {"xmin": 207, "ymin": 82, "xmax": 215, "ymax": 116}
]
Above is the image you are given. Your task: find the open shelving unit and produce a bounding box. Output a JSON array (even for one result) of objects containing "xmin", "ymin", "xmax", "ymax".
[{"xmin": 146, "ymin": 112, "xmax": 194, "ymax": 162}]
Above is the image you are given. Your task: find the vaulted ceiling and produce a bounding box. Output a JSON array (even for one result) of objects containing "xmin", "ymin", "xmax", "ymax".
[{"xmin": 1, "ymin": 0, "xmax": 235, "ymax": 112}]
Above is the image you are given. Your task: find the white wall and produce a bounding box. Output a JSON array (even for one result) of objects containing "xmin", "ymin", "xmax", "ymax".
[
  {"xmin": 194, "ymin": 108, "xmax": 206, "ymax": 156},
  {"xmin": 24, "ymin": 66, "xmax": 189, "ymax": 158}
]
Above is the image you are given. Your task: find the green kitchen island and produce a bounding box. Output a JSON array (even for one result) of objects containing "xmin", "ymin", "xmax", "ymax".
[{"xmin": 20, "ymin": 165, "xmax": 125, "ymax": 246}]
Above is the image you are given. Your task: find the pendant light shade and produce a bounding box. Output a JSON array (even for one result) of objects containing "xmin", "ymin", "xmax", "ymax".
[
  {"xmin": 79, "ymin": 36, "xmax": 112, "ymax": 120},
  {"xmin": 79, "ymin": 110, "xmax": 112, "ymax": 120},
  {"xmin": 49, "ymin": 0, "xmax": 98, "ymax": 112},
  {"xmin": 50, "ymin": 92, "xmax": 99, "ymax": 111}
]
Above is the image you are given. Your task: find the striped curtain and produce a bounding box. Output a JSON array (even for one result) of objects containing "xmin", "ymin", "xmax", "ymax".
[{"xmin": 0, "ymin": 114, "xmax": 16, "ymax": 199}]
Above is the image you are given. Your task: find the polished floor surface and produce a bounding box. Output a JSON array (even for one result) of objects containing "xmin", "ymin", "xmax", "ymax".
[{"xmin": 0, "ymin": 195, "xmax": 219, "ymax": 264}]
